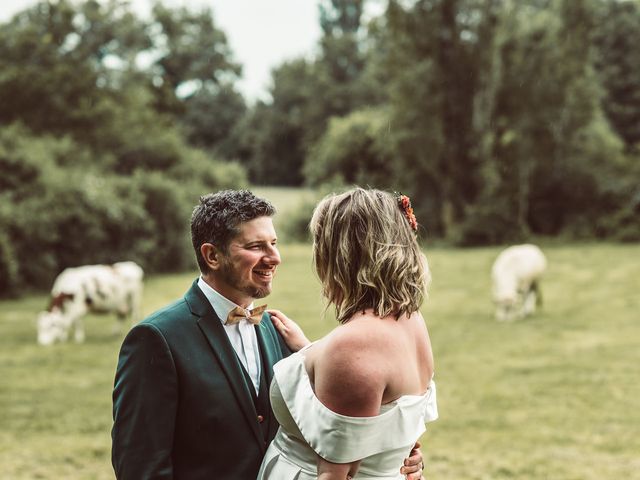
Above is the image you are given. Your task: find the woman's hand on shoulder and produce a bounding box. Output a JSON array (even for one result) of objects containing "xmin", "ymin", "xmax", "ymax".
[{"xmin": 268, "ymin": 309, "xmax": 310, "ymax": 352}]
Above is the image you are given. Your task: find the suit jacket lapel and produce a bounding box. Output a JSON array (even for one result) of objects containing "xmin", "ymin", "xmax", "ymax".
[
  {"xmin": 185, "ymin": 281, "xmax": 264, "ymax": 449},
  {"xmin": 255, "ymin": 313, "xmax": 281, "ymax": 388}
]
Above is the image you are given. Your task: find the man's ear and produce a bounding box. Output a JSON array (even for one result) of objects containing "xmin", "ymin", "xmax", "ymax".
[{"xmin": 200, "ymin": 243, "xmax": 223, "ymax": 271}]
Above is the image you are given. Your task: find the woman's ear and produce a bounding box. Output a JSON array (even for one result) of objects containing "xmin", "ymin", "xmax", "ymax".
[{"xmin": 200, "ymin": 243, "xmax": 222, "ymax": 271}]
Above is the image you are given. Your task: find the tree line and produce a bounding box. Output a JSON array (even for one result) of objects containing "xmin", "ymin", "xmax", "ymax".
[{"xmin": 1, "ymin": 0, "xmax": 639, "ymax": 295}]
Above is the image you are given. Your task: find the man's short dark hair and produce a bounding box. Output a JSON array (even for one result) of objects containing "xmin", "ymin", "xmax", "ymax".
[{"xmin": 191, "ymin": 190, "xmax": 276, "ymax": 273}]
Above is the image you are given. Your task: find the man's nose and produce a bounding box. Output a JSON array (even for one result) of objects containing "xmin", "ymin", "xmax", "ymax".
[{"xmin": 264, "ymin": 245, "xmax": 281, "ymax": 265}]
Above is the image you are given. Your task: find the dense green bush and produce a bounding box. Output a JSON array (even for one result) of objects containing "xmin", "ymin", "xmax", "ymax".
[
  {"xmin": 6, "ymin": 171, "xmax": 154, "ymax": 290},
  {"xmin": 0, "ymin": 202, "xmax": 19, "ymax": 296},
  {"xmin": 127, "ymin": 172, "xmax": 193, "ymax": 273},
  {"xmin": 278, "ymin": 196, "xmax": 319, "ymax": 243},
  {"xmin": 453, "ymin": 198, "xmax": 526, "ymax": 247},
  {"xmin": 304, "ymin": 108, "xmax": 394, "ymax": 188},
  {"xmin": 168, "ymin": 149, "xmax": 248, "ymax": 194},
  {"xmin": 0, "ymin": 124, "xmax": 247, "ymax": 296},
  {"xmin": 597, "ymin": 186, "xmax": 640, "ymax": 242},
  {"xmin": 0, "ymin": 124, "xmax": 60, "ymax": 199}
]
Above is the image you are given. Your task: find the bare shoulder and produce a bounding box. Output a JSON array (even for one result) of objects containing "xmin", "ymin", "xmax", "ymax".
[
  {"xmin": 313, "ymin": 320, "xmax": 388, "ymax": 417},
  {"xmin": 322, "ymin": 315, "xmax": 397, "ymax": 373}
]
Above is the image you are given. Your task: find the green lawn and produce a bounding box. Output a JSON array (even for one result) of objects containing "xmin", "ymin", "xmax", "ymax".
[{"xmin": 1, "ymin": 243, "xmax": 638, "ymax": 479}]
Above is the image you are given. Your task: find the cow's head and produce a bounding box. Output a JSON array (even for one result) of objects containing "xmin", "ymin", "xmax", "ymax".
[
  {"xmin": 494, "ymin": 289, "xmax": 530, "ymax": 321},
  {"xmin": 36, "ymin": 310, "xmax": 68, "ymax": 345},
  {"xmin": 494, "ymin": 298, "xmax": 517, "ymax": 321},
  {"xmin": 492, "ymin": 277, "xmax": 520, "ymax": 322}
]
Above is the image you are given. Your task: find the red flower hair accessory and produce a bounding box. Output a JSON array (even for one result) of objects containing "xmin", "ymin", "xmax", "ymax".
[{"xmin": 396, "ymin": 193, "xmax": 418, "ymax": 232}]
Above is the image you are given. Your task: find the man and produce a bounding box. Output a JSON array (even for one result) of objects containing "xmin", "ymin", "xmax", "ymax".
[{"xmin": 111, "ymin": 190, "xmax": 425, "ymax": 479}]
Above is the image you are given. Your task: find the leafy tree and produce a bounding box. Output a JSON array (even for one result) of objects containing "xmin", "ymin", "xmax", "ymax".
[
  {"xmin": 148, "ymin": 2, "xmax": 247, "ymax": 156},
  {"xmin": 304, "ymin": 107, "xmax": 394, "ymax": 187},
  {"xmin": 182, "ymin": 84, "xmax": 247, "ymax": 159},
  {"xmin": 0, "ymin": 0, "xmax": 149, "ymax": 144},
  {"xmin": 309, "ymin": 0, "xmax": 373, "ymax": 143},
  {"xmin": 235, "ymin": 59, "xmax": 314, "ymax": 185},
  {"xmin": 383, "ymin": 0, "xmax": 486, "ymax": 235},
  {"xmin": 240, "ymin": 0, "xmax": 383, "ymax": 186},
  {"xmin": 457, "ymin": 0, "xmax": 625, "ymax": 242},
  {"xmin": 593, "ymin": 0, "xmax": 640, "ymax": 151},
  {"xmin": 149, "ymin": 2, "xmax": 241, "ymax": 103},
  {"xmin": 0, "ymin": 0, "xmax": 250, "ymax": 294}
]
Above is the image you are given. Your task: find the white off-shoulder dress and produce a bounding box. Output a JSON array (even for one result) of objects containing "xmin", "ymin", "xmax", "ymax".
[{"xmin": 257, "ymin": 347, "xmax": 438, "ymax": 480}]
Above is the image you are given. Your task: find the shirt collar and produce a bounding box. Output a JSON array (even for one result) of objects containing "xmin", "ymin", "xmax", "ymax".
[{"xmin": 197, "ymin": 276, "xmax": 254, "ymax": 325}]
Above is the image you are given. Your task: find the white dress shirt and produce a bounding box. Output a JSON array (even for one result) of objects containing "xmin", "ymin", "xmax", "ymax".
[{"xmin": 197, "ymin": 277, "xmax": 261, "ymax": 394}]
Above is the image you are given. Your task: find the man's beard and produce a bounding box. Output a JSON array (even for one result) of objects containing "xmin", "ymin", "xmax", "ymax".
[{"xmin": 219, "ymin": 259, "xmax": 271, "ymax": 299}]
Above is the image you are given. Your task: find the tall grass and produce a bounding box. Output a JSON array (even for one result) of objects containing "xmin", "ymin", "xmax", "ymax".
[{"xmin": 1, "ymin": 243, "xmax": 638, "ymax": 479}]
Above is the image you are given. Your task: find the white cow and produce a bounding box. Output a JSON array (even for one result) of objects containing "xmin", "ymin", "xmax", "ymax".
[
  {"xmin": 491, "ymin": 244, "xmax": 547, "ymax": 321},
  {"xmin": 37, "ymin": 261, "xmax": 144, "ymax": 345}
]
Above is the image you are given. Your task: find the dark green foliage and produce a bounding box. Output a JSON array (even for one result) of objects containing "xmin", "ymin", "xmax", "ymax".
[
  {"xmin": 271, "ymin": 0, "xmax": 633, "ymax": 245},
  {"xmin": 454, "ymin": 197, "xmax": 526, "ymax": 246},
  {"xmin": 5, "ymin": 172, "xmax": 152, "ymax": 290},
  {"xmin": 147, "ymin": 2, "xmax": 247, "ymax": 155},
  {"xmin": 126, "ymin": 173, "xmax": 192, "ymax": 272},
  {"xmin": 182, "ymin": 85, "xmax": 247, "ymax": 158},
  {"xmin": 278, "ymin": 197, "xmax": 319, "ymax": 243},
  {"xmin": 169, "ymin": 149, "xmax": 248, "ymax": 193},
  {"xmin": 304, "ymin": 108, "xmax": 394, "ymax": 187},
  {"xmin": 593, "ymin": 0, "xmax": 640, "ymax": 150},
  {"xmin": 0, "ymin": 1, "xmax": 249, "ymax": 297},
  {"xmin": 0, "ymin": 204, "xmax": 20, "ymax": 296},
  {"xmin": 377, "ymin": 0, "xmax": 487, "ymax": 235},
  {"xmin": 1, "ymin": 0, "xmax": 638, "ymax": 292},
  {"xmin": 235, "ymin": 63, "xmax": 311, "ymax": 186},
  {"xmin": 149, "ymin": 3, "xmax": 241, "ymax": 99},
  {"xmin": 364, "ymin": 0, "xmax": 635, "ymax": 244},
  {"xmin": 235, "ymin": 0, "xmax": 377, "ymax": 186},
  {"xmin": 0, "ymin": 124, "xmax": 56, "ymax": 200},
  {"xmin": 0, "ymin": 0, "xmax": 149, "ymax": 146},
  {"xmin": 0, "ymin": 124, "xmax": 247, "ymax": 295},
  {"xmin": 601, "ymin": 197, "xmax": 640, "ymax": 242}
]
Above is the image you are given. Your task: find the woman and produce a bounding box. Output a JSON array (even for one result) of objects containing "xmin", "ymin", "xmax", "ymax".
[{"xmin": 258, "ymin": 188, "xmax": 438, "ymax": 480}]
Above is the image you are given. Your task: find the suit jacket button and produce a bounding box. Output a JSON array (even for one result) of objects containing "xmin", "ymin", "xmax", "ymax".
[{"xmin": 257, "ymin": 415, "xmax": 264, "ymax": 423}]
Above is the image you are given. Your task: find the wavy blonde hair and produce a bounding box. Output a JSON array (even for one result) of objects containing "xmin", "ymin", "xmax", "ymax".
[{"xmin": 310, "ymin": 187, "xmax": 430, "ymax": 324}]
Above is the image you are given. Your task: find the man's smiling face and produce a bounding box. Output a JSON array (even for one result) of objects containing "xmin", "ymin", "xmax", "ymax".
[{"xmin": 214, "ymin": 216, "xmax": 281, "ymax": 307}]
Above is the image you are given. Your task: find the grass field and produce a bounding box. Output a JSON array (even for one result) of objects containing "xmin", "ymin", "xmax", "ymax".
[{"xmin": 1, "ymin": 242, "xmax": 639, "ymax": 479}]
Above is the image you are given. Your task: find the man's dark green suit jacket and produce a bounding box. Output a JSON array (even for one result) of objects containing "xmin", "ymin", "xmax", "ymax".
[{"xmin": 111, "ymin": 280, "xmax": 291, "ymax": 479}]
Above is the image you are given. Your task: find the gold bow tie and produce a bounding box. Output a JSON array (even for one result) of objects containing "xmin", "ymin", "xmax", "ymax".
[{"xmin": 226, "ymin": 305, "xmax": 267, "ymax": 325}]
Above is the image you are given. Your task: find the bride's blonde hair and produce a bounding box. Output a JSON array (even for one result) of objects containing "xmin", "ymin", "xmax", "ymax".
[{"xmin": 310, "ymin": 187, "xmax": 430, "ymax": 324}]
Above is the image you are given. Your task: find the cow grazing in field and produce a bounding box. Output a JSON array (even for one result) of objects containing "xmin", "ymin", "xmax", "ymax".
[
  {"xmin": 491, "ymin": 244, "xmax": 547, "ymax": 321},
  {"xmin": 36, "ymin": 262, "xmax": 144, "ymax": 345}
]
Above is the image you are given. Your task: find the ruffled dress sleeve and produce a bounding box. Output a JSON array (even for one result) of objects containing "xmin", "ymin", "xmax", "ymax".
[{"xmin": 271, "ymin": 351, "xmax": 438, "ymax": 464}]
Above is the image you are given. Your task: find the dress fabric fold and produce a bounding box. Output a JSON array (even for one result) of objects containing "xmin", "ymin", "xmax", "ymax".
[{"xmin": 256, "ymin": 347, "xmax": 438, "ymax": 480}]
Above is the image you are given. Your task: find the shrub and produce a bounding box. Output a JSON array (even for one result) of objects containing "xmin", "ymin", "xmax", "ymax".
[
  {"xmin": 304, "ymin": 108, "xmax": 394, "ymax": 188},
  {"xmin": 598, "ymin": 188, "xmax": 640, "ymax": 242},
  {"xmin": 454, "ymin": 196, "xmax": 527, "ymax": 247},
  {"xmin": 0, "ymin": 202, "xmax": 19, "ymax": 297},
  {"xmin": 8, "ymin": 171, "xmax": 155, "ymax": 289},
  {"xmin": 168, "ymin": 149, "xmax": 248, "ymax": 194},
  {"xmin": 278, "ymin": 196, "xmax": 318, "ymax": 243},
  {"xmin": 128, "ymin": 171, "xmax": 194, "ymax": 272}
]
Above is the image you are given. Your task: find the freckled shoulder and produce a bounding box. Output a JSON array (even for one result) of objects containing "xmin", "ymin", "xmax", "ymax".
[{"xmin": 313, "ymin": 321, "xmax": 389, "ymax": 417}]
